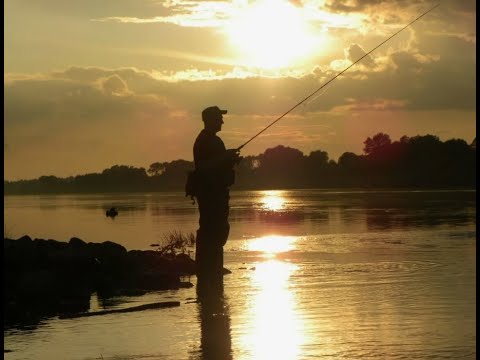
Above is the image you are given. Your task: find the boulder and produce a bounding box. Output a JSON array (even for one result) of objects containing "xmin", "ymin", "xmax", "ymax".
[{"xmin": 4, "ymin": 235, "xmax": 197, "ymax": 328}]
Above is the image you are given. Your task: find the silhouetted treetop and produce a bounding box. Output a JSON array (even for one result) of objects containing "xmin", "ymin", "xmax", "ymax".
[
  {"xmin": 147, "ymin": 162, "xmax": 164, "ymax": 176},
  {"xmin": 363, "ymin": 133, "xmax": 391, "ymax": 155}
]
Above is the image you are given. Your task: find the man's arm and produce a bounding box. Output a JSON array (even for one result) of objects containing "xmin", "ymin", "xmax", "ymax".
[
  {"xmin": 196, "ymin": 149, "xmax": 241, "ymax": 170},
  {"xmin": 194, "ymin": 135, "xmax": 241, "ymax": 171}
]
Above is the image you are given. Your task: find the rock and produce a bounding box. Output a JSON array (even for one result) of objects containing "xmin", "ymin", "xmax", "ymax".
[
  {"xmin": 69, "ymin": 237, "xmax": 87, "ymax": 247},
  {"xmin": 176, "ymin": 253, "xmax": 192, "ymax": 261},
  {"xmin": 87, "ymin": 241, "xmax": 127, "ymax": 257},
  {"xmin": 17, "ymin": 235, "xmax": 32, "ymax": 242},
  {"xmin": 4, "ymin": 235, "xmax": 197, "ymax": 328}
]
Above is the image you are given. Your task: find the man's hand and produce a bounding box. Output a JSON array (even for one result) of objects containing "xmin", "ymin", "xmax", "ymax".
[{"xmin": 226, "ymin": 149, "xmax": 242, "ymax": 165}]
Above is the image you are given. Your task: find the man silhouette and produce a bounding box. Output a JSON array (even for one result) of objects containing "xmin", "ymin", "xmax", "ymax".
[{"xmin": 192, "ymin": 106, "xmax": 241, "ymax": 297}]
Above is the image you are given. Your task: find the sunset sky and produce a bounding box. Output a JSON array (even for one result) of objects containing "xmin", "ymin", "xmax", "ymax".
[{"xmin": 4, "ymin": 0, "xmax": 476, "ymax": 180}]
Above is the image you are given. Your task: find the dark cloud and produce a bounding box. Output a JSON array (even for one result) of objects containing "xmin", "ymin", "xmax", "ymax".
[
  {"xmin": 325, "ymin": 0, "xmax": 405, "ymax": 13},
  {"xmin": 347, "ymin": 44, "xmax": 375, "ymax": 67},
  {"xmin": 4, "ymin": 78, "xmax": 133, "ymax": 128},
  {"xmin": 446, "ymin": 1, "xmax": 476, "ymax": 14}
]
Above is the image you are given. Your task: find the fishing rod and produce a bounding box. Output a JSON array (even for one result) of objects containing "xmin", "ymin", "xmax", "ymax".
[{"xmin": 236, "ymin": 3, "xmax": 440, "ymax": 152}]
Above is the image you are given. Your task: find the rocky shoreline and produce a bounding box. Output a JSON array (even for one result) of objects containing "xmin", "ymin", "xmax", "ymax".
[{"xmin": 4, "ymin": 236, "xmax": 200, "ymax": 328}]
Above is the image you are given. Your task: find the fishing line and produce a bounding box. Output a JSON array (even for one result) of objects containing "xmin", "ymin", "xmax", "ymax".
[
  {"xmin": 236, "ymin": 3, "xmax": 440, "ymax": 151},
  {"xmin": 303, "ymin": 84, "xmax": 332, "ymax": 107}
]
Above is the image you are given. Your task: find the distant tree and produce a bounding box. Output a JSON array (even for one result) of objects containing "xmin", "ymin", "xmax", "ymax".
[
  {"xmin": 261, "ymin": 145, "xmax": 304, "ymax": 164},
  {"xmin": 443, "ymin": 138, "xmax": 470, "ymax": 154},
  {"xmin": 147, "ymin": 162, "xmax": 165, "ymax": 176},
  {"xmin": 363, "ymin": 133, "xmax": 392, "ymax": 155},
  {"xmin": 102, "ymin": 165, "xmax": 147, "ymax": 177},
  {"xmin": 408, "ymin": 134, "xmax": 441, "ymax": 149},
  {"xmin": 36, "ymin": 175, "xmax": 66, "ymax": 193},
  {"xmin": 441, "ymin": 139, "xmax": 476, "ymax": 186},
  {"xmin": 338, "ymin": 152, "xmax": 361, "ymax": 168},
  {"xmin": 337, "ymin": 152, "xmax": 367, "ymax": 186},
  {"xmin": 403, "ymin": 135, "xmax": 444, "ymax": 186},
  {"xmin": 307, "ymin": 150, "xmax": 329, "ymax": 167},
  {"xmin": 363, "ymin": 133, "xmax": 411, "ymax": 185},
  {"xmin": 100, "ymin": 165, "xmax": 148, "ymax": 191},
  {"xmin": 3, "ymin": 134, "xmax": 477, "ymax": 194},
  {"xmin": 158, "ymin": 159, "xmax": 194, "ymax": 189},
  {"xmin": 233, "ymin": 155, "xmax": 259, "ymax": 189},
  {"xmin": 257, "ymin": 145, "xmax": 306, "ymax": 188},
  {"xmin": 305, "ymin": 150, "xmax": 330, "ymax": 186},
  {"xmin": 162, "ymin": 160, "xmax": 193, "ymax": 175}
]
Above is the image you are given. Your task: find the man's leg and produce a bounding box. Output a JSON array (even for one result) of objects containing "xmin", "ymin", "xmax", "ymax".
[
  {"xmin": 196, "ymin": 192, "xmax": 230, "ymax": 297},
  {"xmin": 197, "ymin": 242, "xmax": 222, "ymax": 297}
]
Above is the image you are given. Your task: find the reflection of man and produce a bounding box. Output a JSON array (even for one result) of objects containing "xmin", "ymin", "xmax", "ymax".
[
  {"xmin": 197, "ymin": 296, "xmax": 232, "ymax": 360},
  {"xmin": 193, "ymin": 106, "xmax": 241, "ymax": 297}
]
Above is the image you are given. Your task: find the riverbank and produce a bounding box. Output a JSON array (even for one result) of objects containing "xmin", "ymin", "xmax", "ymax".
[{"xmin": 4, "ymin": 236, "xmax": 198, "ymax": 328}]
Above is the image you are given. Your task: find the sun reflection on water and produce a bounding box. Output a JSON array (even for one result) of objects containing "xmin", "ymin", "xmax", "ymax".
[
  {"xmin": 248, "ymin": 235, "xmax": 297, "ymax": 254},
  {"xmin": 260, "ymin": 190, "xmax": 286, "ymax": 211},
  {"xmin": 239, "ymin": 260, "xmax": 305, "ymax": 359}
]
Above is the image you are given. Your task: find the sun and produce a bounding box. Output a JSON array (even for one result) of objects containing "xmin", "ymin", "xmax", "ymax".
[{"xmin": 225, "ymin": 0, "xmax": 317, "ymax": 69}]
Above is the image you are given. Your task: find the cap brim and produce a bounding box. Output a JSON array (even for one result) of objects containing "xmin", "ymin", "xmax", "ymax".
[{"xmin": 220, "ymin": 109, "xmax": 228, "ymax": 114}]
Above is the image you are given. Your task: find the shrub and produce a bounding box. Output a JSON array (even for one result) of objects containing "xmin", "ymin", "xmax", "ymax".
[{"xmin": 152, "ymin": 230, "xmax": 195, "ymax": 257}]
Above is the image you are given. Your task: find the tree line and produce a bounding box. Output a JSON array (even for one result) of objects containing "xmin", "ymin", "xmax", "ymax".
[{"xmin": 4, "ymin": 133, "xmax": 476, "ymax": 194}]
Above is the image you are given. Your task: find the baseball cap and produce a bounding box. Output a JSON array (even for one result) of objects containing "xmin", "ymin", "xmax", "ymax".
[{"xmin": 202, "ymin": 106, "xmax": 228, "ymax": 121}]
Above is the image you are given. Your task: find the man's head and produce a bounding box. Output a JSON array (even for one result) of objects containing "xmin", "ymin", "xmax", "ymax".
[{"xmin": 202, "ymin": 106, "xmax": 227, "ymax": 133}]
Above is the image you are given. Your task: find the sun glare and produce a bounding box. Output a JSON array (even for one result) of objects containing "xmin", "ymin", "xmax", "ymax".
[
  {"xmin": 261, "ymin": 190, "xmax": 286, "ymax": 211},
  {"xmin": 248, "ymin": 235, "xmax": 296, "ymax": 254},
  {"xmin": 240, "ymin": 260, "xmax": 306, "ymax": 359},
  {"xmin": 226, "ymin": 0, "xmax": 317, "ymax": 68}
]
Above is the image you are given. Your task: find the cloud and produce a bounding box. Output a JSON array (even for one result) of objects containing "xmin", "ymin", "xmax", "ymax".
[
  {"xmin": 346, "ymin": 43, "xmax": 375, "ymax": 67},
  {"xmin": 426, "ymin": 31, "xmax": 476, "ymax": 44},
  {"xmin": 323, "ymin": 0, "xmax": 442, "ymax": 14},
  {"xmin": 93, "ymin": 1, "xmax": 235, "ymax": 27},
  {"xmin": 4, "ymin": 0, "xmax": 476, "ymax": 180},
  {"xmin": 9, "ymin": 0, "xmax": 170, "ymax": 19},
  {"xmin": 332, "ymin": 98, "xmax": 408, "ymax": 112},
  {"xmin": 97, "ymin": 74, "xmax": 132, "ymax": 96},
  {"xmin": 325, "ymin": 0, "xmax": 386, "ymax": 13},
  {"xmin": 4, "ymin": 35, "xmax": 474, "ymax": 129}
]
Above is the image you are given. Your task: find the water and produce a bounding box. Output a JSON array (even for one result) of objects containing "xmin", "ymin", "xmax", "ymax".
[{"xmin": 4, "ymin": 189, "xmax": 476, "ymax": 359}]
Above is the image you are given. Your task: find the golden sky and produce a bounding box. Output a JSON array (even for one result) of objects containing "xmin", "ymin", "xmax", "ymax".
[{"xmin": 4, "ymin": 0, "xmax": 476, "ymax": 180}]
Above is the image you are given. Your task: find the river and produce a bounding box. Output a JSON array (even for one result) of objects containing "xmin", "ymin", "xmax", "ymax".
[{"xmin": 4, "ymin": 189, "xmax": 476, "ymax": 359}]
